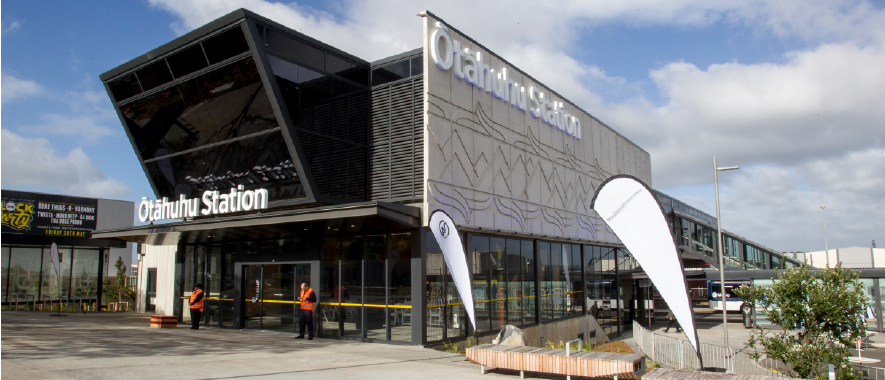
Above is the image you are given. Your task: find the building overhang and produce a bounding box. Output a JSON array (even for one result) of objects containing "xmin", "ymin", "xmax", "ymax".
[{"xmin": 91, "ymin": 201, "xmax": 420, "ymax": 245}]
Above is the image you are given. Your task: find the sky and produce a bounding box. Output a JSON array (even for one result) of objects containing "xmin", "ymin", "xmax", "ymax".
[{"xmin": 2, "ymin": 0, "xmax": 883, "ymax": 253}]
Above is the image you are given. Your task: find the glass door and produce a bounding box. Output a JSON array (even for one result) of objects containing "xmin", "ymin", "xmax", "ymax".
[
  {"xmin": 242, "ymin": 263, "xmax": 310, "ymax": 333},
  {"xmin": 261, "ymin": 264, "xmax": 296, "ymax": 332},
  {"xmin": 243, "ymin": 265, "xmax": 263, "ymax": 329}
]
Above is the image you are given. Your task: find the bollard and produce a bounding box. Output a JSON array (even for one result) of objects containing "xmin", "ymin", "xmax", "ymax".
[{"xmin": 828, "ymin": 363, "xmax": 835, "ymax": 380}]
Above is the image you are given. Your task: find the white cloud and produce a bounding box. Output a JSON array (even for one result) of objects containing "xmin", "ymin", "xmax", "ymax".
[
  {"xmin": 2, "ymin": 74, "xmax": 42, "ymax": 105},
  {"xmin": 603, "ymin": 39, "xmax": 885, "ymax": 188},
  {"xmin": 19, "ymin": 113, "xmax": 117, "ymax": 141},
  {"xmin": 0, "ymin": 129, "xmax": 131, "ymax": 198},
  {"xmin": 2, "ymin": 20, "xmax": 23, "ymax": 35},
  {"xmin": 714, "ymin": 149, "xmax": 885, "ymax": 252}
]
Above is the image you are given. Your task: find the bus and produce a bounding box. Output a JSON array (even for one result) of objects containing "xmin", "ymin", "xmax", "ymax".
[{"xmin": 707, "ymin": 281, "xmax": 750, "ymax": 312}]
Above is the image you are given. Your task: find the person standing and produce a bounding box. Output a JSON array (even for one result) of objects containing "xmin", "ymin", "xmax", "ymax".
[
  {"xmin": 297, "ymin": 283, "xmax": 316, "ymax": 340},
  {"xmin": 664, "ymin": 310, "xmax": 682, "ymax": 333},
  {"xmin": 189, "ymin": 284, "xmax": 204, "ymax": 330}
]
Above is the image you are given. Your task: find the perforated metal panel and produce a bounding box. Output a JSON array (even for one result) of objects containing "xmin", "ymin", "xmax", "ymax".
[
  {"xmin": 369, "ymin": 76, "xmax": 423, "ymax": 201},
  {"xmin": 294, "ymin": 91, "xmax": 369, "ymax": 200}
]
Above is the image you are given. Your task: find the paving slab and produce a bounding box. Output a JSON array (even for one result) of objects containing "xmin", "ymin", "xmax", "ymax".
[{"xmin": 1, "ymin": 311, "xmax": 499, "ymax": 380}]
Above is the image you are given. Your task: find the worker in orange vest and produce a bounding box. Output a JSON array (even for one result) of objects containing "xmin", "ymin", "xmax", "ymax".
[
  {"xmin": 296, "ymin": 283, "xmax": 316, "ymax": 340},
  {"xmin": 189, "ymin": 283, "xmax": 204, "ymax": 330}
]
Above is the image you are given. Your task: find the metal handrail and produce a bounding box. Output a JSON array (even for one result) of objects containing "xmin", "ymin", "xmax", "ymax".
[
  {"xmin": 633, "ymin": 320, "xmax": 785, "ymax": 376},
  {"xmin": 565, "ymin": 338, "xmax": 582, "ymax": 380}
]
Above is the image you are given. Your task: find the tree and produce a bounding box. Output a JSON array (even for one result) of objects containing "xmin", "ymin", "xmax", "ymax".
[
  {"xmin": 104, "ymin": 257, "xmax": 135, "ymax": 308},
  {"xmin": 734, "ymin": 264, "xmax": 867, "ymax": 380}
]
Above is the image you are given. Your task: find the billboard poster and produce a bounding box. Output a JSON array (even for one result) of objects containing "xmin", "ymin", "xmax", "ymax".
[{"xmin": 1, "ymin": 190, "xmax": 98, "ymax": 238}]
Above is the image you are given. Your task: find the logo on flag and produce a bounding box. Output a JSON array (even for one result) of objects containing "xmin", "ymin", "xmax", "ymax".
[{"xmin": 439, "ymin": 220, "xmax": 449, "ymax": 238}]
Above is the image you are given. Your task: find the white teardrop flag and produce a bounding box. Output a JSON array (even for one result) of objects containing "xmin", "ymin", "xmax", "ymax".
[
  {"xmin": 591, "ymin": 176, "xmax": 701, "ymax": 358},
  {"xmin": 429, "ymin": 210, "xmax": 476, "ymax": 329}
]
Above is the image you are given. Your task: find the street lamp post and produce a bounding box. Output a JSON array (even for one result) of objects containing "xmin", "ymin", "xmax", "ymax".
[
  {"xmin": 713, "ymin": 157, "xmax": 738, "ymax": 347},
  {"xmin": 821, "ymin": 206, "xmax": 830, "ymax": 268}
]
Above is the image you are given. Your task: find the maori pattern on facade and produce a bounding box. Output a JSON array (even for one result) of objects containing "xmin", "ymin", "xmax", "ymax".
[{"xmin": 426, "ymin": 95, "xmax": 620, "ymax": 243}]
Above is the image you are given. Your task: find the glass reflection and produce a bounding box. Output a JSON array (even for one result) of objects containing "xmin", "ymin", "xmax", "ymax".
[
  {"xmin": 71, "ymin": 249, "xmax": 100, "ymax": 302},
  {"xmin": 137, "ymin": 60, "xmax": 174, "ymax": 91},
  {"xmin": 365, "ymin": 235, "xmax": 386, "ymax": 340},
  {"xmin": 167, "ymin": 44, "xmax": 209, "ymax": 79},
  {"xmin": 108, "ymin": 72, "xmax": 142, "ymax": 102},
  {"xmin": 2, "ymin": 247, "xmax": 9, "ymax": 302},
  {"xmin": 8, "ymin": 248, "xmax": 42, "ymax": 302},
  {"xmin": 202, "ymin": 26, "xmax": 249, "ymax": 64},
  {"xmin": 265, "ymin": 29, "xmax": 325, "ymax": 70},
  {"xmin": 144, "ymin": 131, "xmax": 305, "ymax": 202},
  {"xmin": 40, "ymin": 247, "xmax": 72, "ymax": 303},
  {"xmin": 388, "ymin": 233, "xmax": 411, "ymax": 342},
  {"xmin": 121, "ymin": 58, "xmax": 280, "ymax": 160},
  {"xmin": 426, "ymin": 233, "xmax": 445, "ymax": 342},
  {"xmin": 272, "ymin": 53, "xmax": 369, "ymax": 200},
  {"xmin": 372, "ymin": 60, "xmax": 410, "ymax": 87}
]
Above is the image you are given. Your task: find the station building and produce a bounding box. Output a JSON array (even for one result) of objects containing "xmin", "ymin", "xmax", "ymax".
[
  {"xmin": 94, "ymin": 9, "xmax": 809, "ymax": 345},
  {"xmin": 1, "ymin": 190, "xmax": 134, "ymax": 310}
]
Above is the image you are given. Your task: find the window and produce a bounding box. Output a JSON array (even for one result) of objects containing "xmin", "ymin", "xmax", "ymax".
[
  {"xmin": 108, "ymin": 72, "xmax": 142, "ymax": 102},
  {"xmin": 136, "ymin": 60, "xmax": 174, "ymax": 91},
  {"xmin": 121, "ymin": 58, "xmax": 280, "ymax": 160},
  {"xmin": 71, "ymin": 249, "xmax": 100, "ymax": 301},
  {"xmin": 167, "ymin": 44, "xmax": 209, "ymax": 78},
  {"xmin": 203, "ymin": 26, "xmax": 249, "ymax": 64},
  {"xmin": 265, "ymin": 29, "xmax": 324, "ymax": 70},
  {"xmin": 586, "ymin": 245, "xmax": 619, "ymax": 339},
  {"xmin": 371, "ymin": 56, "xmax": 422, "ymax": 87},
  {"xmin": 143, "ymin": 131, "xmax": 305, "ymax": 202}
]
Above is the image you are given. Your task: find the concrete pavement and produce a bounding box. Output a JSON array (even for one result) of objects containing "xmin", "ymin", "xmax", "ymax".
[{"xmin": 1, "ymin": 311, "xmax": 499, "ymax": 380}]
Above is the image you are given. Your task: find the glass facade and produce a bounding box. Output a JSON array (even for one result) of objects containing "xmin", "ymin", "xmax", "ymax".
[
  {"xmin": 371, "ymin": 56, "xmax": 423, "ymax": 87},
  {"xmin": 120, "ymin": 56, "xmax": 306, "ymax": 202},
  {"xmin": 1, "ymin": 246, "xmax": 103, "ymax": 308},
  {"xmin": 1, "ymin": 246, "xmax": 8, "ymax": 303},
  {"xmin": 586, "ymin": 245, "xmax": 619, "ymax": 337},
  {"xmin": 108, "ymin": 25, "xmax": 250, "ymax": 102},
  {"xmin": 744, "ymin": 245, "xmax": 767, "ymax": 270},
  {"xmin": 7, "ymin": 247, "xmax": 42, "ymax": 301},
  {"xmin": 179, "ymin": 231, "xmax": 412, "ymax": 342},
  {"xmin": 262, "ymin": 26, "xmax": 370, "ymax": 201},
  {"xmin": 722, "ymin": 235, "xmax": 743, "ymax": 268},
  {"xmin": 420, "ymin": 232, "xmax": 618, "ymax": 343},
  {"xmin": 673, "ymin": 214, "xmax": 797, "ymax": 270},
  {"xmin": 469, "ymin": 236, "xmax": 537, "ymax": 333}
]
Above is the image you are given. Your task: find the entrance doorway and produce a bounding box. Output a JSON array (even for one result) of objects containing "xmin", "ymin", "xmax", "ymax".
[{"xmin": 242, "ymin": 263, "xmax": 312, "ymax": 332}]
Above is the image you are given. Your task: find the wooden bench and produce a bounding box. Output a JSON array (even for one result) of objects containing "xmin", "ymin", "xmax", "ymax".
[{"xmin": 466, "ymin": 344, "xmax": 646, "ymax": 379}]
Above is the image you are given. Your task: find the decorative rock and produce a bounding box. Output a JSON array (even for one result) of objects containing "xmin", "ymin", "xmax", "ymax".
[{"xmin": 493, "ymin": 325, "xmax": 527, "ymax": 346}]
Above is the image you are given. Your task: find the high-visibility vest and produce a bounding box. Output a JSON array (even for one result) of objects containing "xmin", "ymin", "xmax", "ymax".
[
  {"xmin": 190, "ymin": 289, "xmax": 204, "ymax": 312},
  {"xmin": 300, "ymin": 288, "xmax": 315, "ymax": 311}
]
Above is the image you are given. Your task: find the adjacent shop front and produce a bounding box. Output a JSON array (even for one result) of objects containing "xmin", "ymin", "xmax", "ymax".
[{"xmin": 1, "ymin": 190, "xmax": 134, "ymax": 311}]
